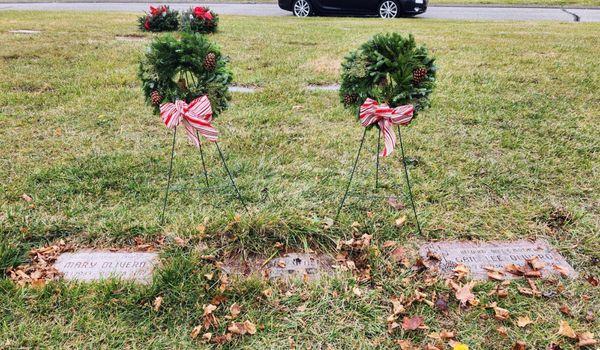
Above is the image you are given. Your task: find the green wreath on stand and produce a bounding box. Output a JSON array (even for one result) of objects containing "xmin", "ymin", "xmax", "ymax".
[
  {"xmin": 138, "ymin": 32, "xmax": 233, "ymax": 116},
  {"xmin": 339, "ymin": 33, "xmax": 436, "ymax": 119}
]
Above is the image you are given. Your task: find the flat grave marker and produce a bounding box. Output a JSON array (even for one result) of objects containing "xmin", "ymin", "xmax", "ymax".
[
  {"xmin": 229, "ymin": 85, "xmax": 258, "ymax": 93},
  {"xmin": 9, "ymin": 30, "xmax": 41, "ymax": 34},
  {"xmin": 307, "ymin": 84, "xmax": 340, "ymax": 92},
  {"xmin": 54, "ymin": 250, "xmax": 159, "ymax": 283},
  {"xmin": 266, "ymin": 253, "xmax": 329, "ymax": 281},
  {"xmin": 419, "ymin": 239, "xmax": 577, "ymax": 280}
]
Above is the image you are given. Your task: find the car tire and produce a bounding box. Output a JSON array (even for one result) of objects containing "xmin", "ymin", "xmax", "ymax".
[
  {"xmin": 292, "ymin": 0, "xmax": 312, "ymax": 17},
  {"xmin": 378, "ymin": 0, "xmax": 400, "ymax": 18}
]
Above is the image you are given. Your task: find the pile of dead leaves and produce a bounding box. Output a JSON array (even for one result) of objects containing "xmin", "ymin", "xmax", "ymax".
[
  {"xmin": 190, "ymin": 298, "xmax": 258, "ymax": 345},
  {"xmin": 336, "ymin": 232, "xmax": 373, "ymax": 282},
  {"xmin": 7, "ymin": 240, "xmax": 72, "ymax": 286}
]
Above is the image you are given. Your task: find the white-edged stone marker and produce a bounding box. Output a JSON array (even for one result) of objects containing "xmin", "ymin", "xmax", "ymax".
[
  {"xmin": 229, "ymin": 85, "xmax": 258, "ymax": 93},
  {"xmin": 419, "ymin": 239, "xmax": 577, "ymax": 280},
  {"xmin": 9, "ymin": 30, "xmax": 41, "ymax": 34},
  {"xmin": 307, "ymin": 84, "xmax": 340, "ymax": 91},
  {"xmin": 54, "ymin": 250, "xmax": 159, "ymax": 283}
]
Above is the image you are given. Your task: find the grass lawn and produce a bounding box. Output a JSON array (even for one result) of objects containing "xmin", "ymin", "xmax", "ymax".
[{"xmin": 1, "ymin": 12, "xmax": 599, "ymax": 349}]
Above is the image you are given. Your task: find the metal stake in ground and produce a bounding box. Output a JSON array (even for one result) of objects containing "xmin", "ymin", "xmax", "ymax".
[
  {"xmin": 215, "ymin": 142, "xmax": 249, "ymax": 213},
  {"xmin": 335, "ymin": 127, "xmax": 368, "ymax": 222},
  {"xmin": 396, "ymin": 125, "xmax": 422, "ymax": 236},
  {"xmin": 375, "ymin": 127, "xmax": 381, "ymax": 190},
  {"xmin": 196, "ymin": 130, "xmax": 209, "ymax": 188},
  {"xmin": 161, "ymin": 127, "xmax": 177, "ymax": 225}
]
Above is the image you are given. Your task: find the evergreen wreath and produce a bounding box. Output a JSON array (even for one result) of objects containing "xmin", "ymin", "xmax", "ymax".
[
  {"xmin": 138, "ymin": 32, "xmax": 233, "ymax": 116},
  {"xmin": 138, "ymin": 5, "xmax": 180, "ymax": 32},
  {"xmin": 180, "ymin": 6, "xmax": 219, "ymax": 34},
  {"xmin": 339, "ymin": 33, "xmax": 436, "ymax": 116}
]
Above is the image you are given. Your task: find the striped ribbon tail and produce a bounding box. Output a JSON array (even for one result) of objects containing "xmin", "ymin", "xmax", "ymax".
[
  {"xmin": 358, "ymin": 98, "xmax": 414, "ymax": 157},
  {"xmin": 159, "ymin": 96, "xmax": 219, "ymax": 148}
]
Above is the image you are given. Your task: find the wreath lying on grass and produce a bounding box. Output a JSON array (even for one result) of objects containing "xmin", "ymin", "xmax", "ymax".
[
  {"xmin": 339, "ymin": 33, "xmax": 436, "ymax": 117},
  {"xmin": 138, "ymin": 5, "xmax": 179, "ymax": 32},
  {"xmin": 181, "ymin": 6, "xmax": 219, "ymax": 34},
  {"xmin": 138, "ymin": 32, "xmax": 233, "ymax": 116}
]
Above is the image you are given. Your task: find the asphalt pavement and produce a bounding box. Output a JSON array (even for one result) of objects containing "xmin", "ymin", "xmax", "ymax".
[{"xmin": 0, "ymin": 2, "xmax": 598, "ymax": 22}]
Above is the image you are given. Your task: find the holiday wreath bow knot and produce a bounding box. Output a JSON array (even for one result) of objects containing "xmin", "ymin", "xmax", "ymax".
[
  {"xmin": 160, "ymin": 95, "xmax": 218, "ymax": 147},
  {"xmin": 359, "ymin": 98, "xmax": 414, "ymax": 157}
]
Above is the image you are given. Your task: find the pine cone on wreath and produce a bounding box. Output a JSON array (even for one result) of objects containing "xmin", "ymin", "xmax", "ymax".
[
  {"xmin": 343, "ymin": 93, "xmax": 358, "ymax": 105},
  {"xmin": 412, "ymin": 67, "xmax": 427, "ymax": 85},
  {"xmin": 151, "ymin": 90, "xmax": 163, "ymax": 105},
  {"xmin": 203, "ymin": 52, "xmax": 217, "ymax": 71}
]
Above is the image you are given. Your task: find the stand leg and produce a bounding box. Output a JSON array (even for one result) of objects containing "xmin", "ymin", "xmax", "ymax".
[
  {"xmin": 396, "ymin": 125, "xmax": 423, "ymax": 235},
  {"xmin": 215, "ymin": 142, "xmax": 249, "ymax": 213},
  {"xmin": 335, "ymin": 127, "xmax": 368, "ymax": 222},
  {"xmin": 160, "ymin": 127, "xmax": 177, "ymax": 225},
  {"xmin": 196, "ymin": 131, "xmax": 209, "ymax": 188},
  {"xmin": 375, "ymin": 127, "xmax": 381, "ymax": 190}
]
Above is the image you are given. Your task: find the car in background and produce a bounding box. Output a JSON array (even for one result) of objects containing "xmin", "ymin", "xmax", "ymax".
[{"xmin": 278, "ymin": 0, "xmax": 427, "ymax": 18}]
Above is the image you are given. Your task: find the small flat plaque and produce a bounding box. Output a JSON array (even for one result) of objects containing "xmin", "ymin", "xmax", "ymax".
[
  {"xmin": 266, "ymin": 253, "xmax": 328, "ymax": 281},
  {"xmin": 419, "ymin": 239, "xmax": 577, "ymax": 280},
  {"xmin": 54, "ymin": 250, "xmax": 159, "ymax": 283}
]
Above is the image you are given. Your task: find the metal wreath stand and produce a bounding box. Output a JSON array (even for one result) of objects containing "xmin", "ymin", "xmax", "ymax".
[
  {"xmin": 335, "ymin": 109, "xmax": 423, "ymax": 235},
  {"xmin": 160, "ymin": 127, "xmax": 248, "ymax": 225}
]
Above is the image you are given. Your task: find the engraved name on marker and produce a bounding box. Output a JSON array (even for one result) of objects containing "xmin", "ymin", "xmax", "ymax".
[
  {"xmin": 54, "ymin": 251, "xmax": 159, "ymax": 283},
  {"xmin": 419, "ymin": 239, "xmax": 577, "ymax": 280}
]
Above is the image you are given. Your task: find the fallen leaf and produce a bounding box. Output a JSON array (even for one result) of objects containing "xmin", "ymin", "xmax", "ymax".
[
  {"xmin": 490, "ymin": 302, "xmax": 510, "ymax": 321},
  {"xmin": 395, "ymin": 215, "xmax": 407, "ymax": 227},
  {"xmin": 487, "ymin": 269, "xmax": 505, "ymax": 281},
  {"xmin": 517, "ymin": 316, "xmax": 533, "ymax": 328},
  {"xmin": 559, "ymin": 304, "xmax": 571, "ymax": 316},
  {"xmin": 387, "ymin": 196, "xmax": 405, "ymax": 210},
  {"xmin": 586, "ymin": 275, "xmax": 599, "ymax": 287},
  {"xmin": 512, "ymin": 341, "xmax": 527, "ymax": 350},
  {"xmin": 395, "ymin": 339, "xmax": 417, "ymax": 350},
  {"xmin": 577, "ymin": 332, "xmax": 597, "ymax": 347},
  {"xmin": 497, "ymin": 326, "xmax": 508, "ymax": 337},
  {"xmin": 262, "ymin": 288, "xmax": 273, "ymax": 298},
  {"xmin": 174, "ymin": 236, "xmax": 187, "ymax": 246},
  {"xmin": 153, "ymin": 296, "xmax": 163, "ymax": 311},
  {"xmin": 390, "ymin": 247, "xmax": 406, "ymax": 263},
  {"xmin": 382, "ymin": 241, "xmax": 397, "ymax": 248},
  {"xmin": 455, "ymin": 282, "xmax": 476, "ymax": 306},
  {"xmin": 547, "ymin": 343, "xmax": 562, "ymax": 350},
  {"xmin": 202, "ymin": 332, "xmax": 212, "ymax": 341},
  {"xmin": 243, "ymin": 320, "xmax": 257, "ymax": 335},
  {"xmin": 526, "ymin": 257, "xmax": 546, "ymax": 270},
  {"xmin": 505, "ymin": 264, "xmax": 525, "ymax": 276},
  {"xmin": 352, "ymin": 286, "xmax": 362, "ymax": 297},
  {"xmin": 552, "ymin": 265, "xmax": 570, "ymax": 277},
  {"xmin": 190, "ymin": 325, "xmax": 202, "ymax": 339},
  {"xmin": 229, "ymin": 303, "xmax": 241, "ymax": 319},
  {"xmin": 402, "ymin": 316, "xmax": 424, "ymax": 331},
  {"xmin": 435, "ymin": 296, "xmax": 449, "ymax": 313},
  {"xmin": 558, "ymin": 320, "xmax": 577, "ymax": 339},
  {"xmin": 390, "ymin": 297, "xmax": 405, "ymax": 315},
  {"xmin": 323, "ymin": 217, "xmax": 334, "ymax": 229},
  {"xmin": 203, "ymin": 304, "xmax": 217, "ymax": 316},
  {"xmin": 228, "ymin": 322, "xmax": 245, "ymax": 335},
  {"xmin": 21, "ymin": 194, "xmax": 32, "ymax": 202}
]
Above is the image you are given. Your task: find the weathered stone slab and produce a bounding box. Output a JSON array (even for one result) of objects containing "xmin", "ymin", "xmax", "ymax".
[
  {"xmin": 419, "ymin": 239, "xmax": 577, "ymax": 280},
  {"xmin": 54, "ymin": 250, "xmax": 159, "ymax": 283},
  {"xmin": 229, "ymin": 85, "xmax": 258, "ymax": 93},
  {"xmin": 266, "ymin": 253, "xmax": 330, "ymax": 281},
  {"xmin": 307, "ymin": 84, "xmax": 340, "ymax": 91},
  {"xmin": 9, "ymin": 30, "xmax": 41, "ymax": 34},
  {"xmin": 222, "ymin": 253, "xmax": 332, "ymax": 281},
  {"xmin": 115, "ymin": 34, "xmax": 147, "ymax": 42}
]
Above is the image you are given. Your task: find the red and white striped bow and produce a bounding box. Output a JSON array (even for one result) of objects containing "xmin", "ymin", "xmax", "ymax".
[
  {"xmin": 359, "ymin": 98, "xmax": 414, "ymax": 157},
  {"xmin": 160, "ymin": 96, "xmax": 218, "ymax": 147}
]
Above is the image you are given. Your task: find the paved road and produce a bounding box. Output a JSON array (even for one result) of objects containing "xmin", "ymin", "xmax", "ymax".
[{"xmin": 0, "ymin": 3, "xmax": 599, "ymax": 22}]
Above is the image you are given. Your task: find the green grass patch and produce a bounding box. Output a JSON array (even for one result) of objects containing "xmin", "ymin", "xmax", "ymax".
[{"xmin": 0, "ymin": 12, "xmax": 599, "ymax": 348}]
